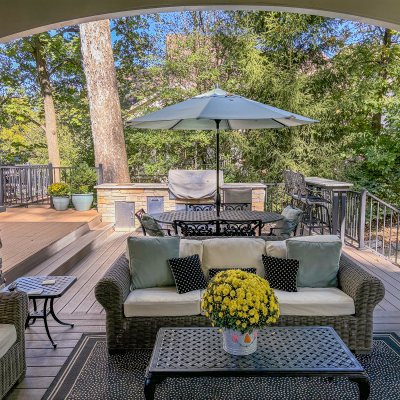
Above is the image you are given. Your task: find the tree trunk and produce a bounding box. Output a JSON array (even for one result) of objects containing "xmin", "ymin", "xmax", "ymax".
[
  {"xmin": 33, "ymin": 36, "xmax": 61, "ymax": 167},
  {"xmin": 79, "ymin": 20, "xmax": 130, "ymax": 183}
]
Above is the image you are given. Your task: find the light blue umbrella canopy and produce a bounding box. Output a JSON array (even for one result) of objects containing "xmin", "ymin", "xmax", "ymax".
[
  {"xmin": 127, "ymin": 88, "xmax": 317, "ymax": 130},
  {"xmin": 127, "ymin": 88, "xmax": 318, "ymax": 215}
]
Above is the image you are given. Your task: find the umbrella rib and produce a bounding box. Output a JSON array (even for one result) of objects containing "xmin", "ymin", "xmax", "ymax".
[
  {"xmin": 169, "ymin": 120, "xmax": 183, "ymax": 129},
  {"xmin": 271, "ymin": 118, "xmax": 288, "ymax": 127}
]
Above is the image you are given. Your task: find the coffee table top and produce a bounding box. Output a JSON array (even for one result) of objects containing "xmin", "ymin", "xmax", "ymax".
[
  {"xmin": 148, "ymin": 327, "xmax": 363, "ymax": 375},
  {"xmin": 5, "ymin": 276, "xmax": 76, "ymax": 298}
]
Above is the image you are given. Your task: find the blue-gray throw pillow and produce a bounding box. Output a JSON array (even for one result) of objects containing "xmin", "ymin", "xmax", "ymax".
[
  {"xmin": 286, "ymin": 235, "xmax": 342, "ymax": 288},
  {"xmin": 127, "ymin": 236, "xmax": 180, "ymax": 290}
]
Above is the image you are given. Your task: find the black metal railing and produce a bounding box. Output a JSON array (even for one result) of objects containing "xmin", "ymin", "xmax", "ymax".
[
  {"xmin": 0, "ymin": 163, "xmax": 103, "ymax": 207},
  {"xmin": 265, "ymin": 182, "xmax": 400, "ymax": 266}
]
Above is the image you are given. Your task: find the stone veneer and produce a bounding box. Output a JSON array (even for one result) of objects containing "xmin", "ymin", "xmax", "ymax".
[{"xmin": 96, "ymin": 183, "xmax": 266, "ymax": 231}]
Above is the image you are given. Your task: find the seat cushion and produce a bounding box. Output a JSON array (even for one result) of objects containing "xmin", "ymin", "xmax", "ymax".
[
  {"xmin": 202, "ymin": 238, "xmax": 266, "ymax": 276},
  {"xmin": 0, "ymin": 324, "xmax": 17, "ymax": 359},
  {"xmin": 274, "ymin": 287, "xmax": 355, "ymax": 316},
  {"xmin": 124, "ymin": 287, "xmax": 201, "ymax": 317},
  {"xmin": 286, "ymin": 235, "xmax": 342, "ymax": 288},
  {"xmin": 127, "ymin": 236, "xmax": 180, "ymax": 290}
]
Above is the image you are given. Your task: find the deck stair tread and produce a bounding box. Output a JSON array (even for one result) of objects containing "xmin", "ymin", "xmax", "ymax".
[{"xmin": 27, "ymin": 222, "xmax": 114, "ymax": 278}]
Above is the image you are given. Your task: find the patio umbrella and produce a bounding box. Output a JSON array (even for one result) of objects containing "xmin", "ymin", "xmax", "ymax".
[{"xmin": 127, "ymin": 88, "xmax": 318, "ymax": 216}]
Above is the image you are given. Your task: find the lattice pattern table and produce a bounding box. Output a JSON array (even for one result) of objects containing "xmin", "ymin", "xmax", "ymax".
[
  {"xmin": 145, "ymin": 327, "xmax": 370, "ymax": 399},
  {"xmin": 152, "ymin": 210, "xmax": 283, "ymax": 224},
  {"xmin": 4, "ymin": 276, "xmax": 76, "ymax": 348}
]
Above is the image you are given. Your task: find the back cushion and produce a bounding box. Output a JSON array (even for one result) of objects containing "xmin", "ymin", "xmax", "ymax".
[
  {"xmin": 266, "ymin": 241, "xmax": 287, "ymax": 259},
  {"xmin": 179, "ymin": 239, "xmax": 203, "ymax": 260},
  {"xmin": 127, "ymin": 236, "xmax": 180, "ymax": 290},
  {"xmin": 286, "ymin": 235, "xmax": 342, "ymax": 288},
  {"xmin": 202, "ymin": 238, "xmax": 266, "ymax": 276}
]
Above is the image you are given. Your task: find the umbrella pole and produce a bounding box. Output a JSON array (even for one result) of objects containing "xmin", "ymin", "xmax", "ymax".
[{"xmin": 215, "ymin": 119, "xmax": 221, "ymax": 217}]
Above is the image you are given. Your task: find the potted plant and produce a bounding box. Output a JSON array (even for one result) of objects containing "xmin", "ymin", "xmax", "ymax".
[
  {"xmin": 201, "ymin": 270, "xmax": 280, "ymax": 355},
  {"xmin": 48, "ymin": 182, "xmax": 70, "ymax": 211},
  {"xmin": 71, "ymin": 163, "xmax": 97, "ymax": 211}
]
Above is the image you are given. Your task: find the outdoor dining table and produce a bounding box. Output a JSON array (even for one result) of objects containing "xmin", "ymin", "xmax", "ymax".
[{"xmin": 152, "ymin": 210, "xmax": 283, "ymax": 225}]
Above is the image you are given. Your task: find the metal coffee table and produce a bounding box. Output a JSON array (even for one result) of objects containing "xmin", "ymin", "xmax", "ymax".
[
  {"xmin": 144, "ymin": 327, "xmax": 370, "ymax": 399},
  {"xmin": 5, "ymin": 276, "xmax": 76, "ymax": 348}
]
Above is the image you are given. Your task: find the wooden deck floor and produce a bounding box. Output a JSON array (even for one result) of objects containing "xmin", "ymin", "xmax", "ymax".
[
  {"xmin": 5, "ymin": 233, "xmax": 400, "ymax": 399},
  {"xmin": 0, "ymin": 208, "xmax": 100, "ymax": 275}
]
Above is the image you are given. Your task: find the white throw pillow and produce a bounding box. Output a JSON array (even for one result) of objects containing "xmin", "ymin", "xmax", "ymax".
[{"xmin": 266, "ymin": 241, "xmax": 287, "ymax": 258}]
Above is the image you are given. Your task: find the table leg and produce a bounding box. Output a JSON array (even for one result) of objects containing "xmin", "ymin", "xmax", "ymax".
[
  {"xmin": 339, "ymin": 192, "xmax": 347, "ymax": 243},
  {"xmin": 332, "ymin": 192, "xmax": 340, "ymax": 237},
  {"xmin": 42, "ymin": 298, "xmax": 57, "ymax": 349},
  {"xmin": 350, "ymin": 376, "xmax": 370, "ymax": 400},
  {"xmin": 144, "ymin": 374, "xmax": 157, "ymax": 400},
  {"xmin": 49, "ymin": 298, "xmax": 74, "ymax": 327}
]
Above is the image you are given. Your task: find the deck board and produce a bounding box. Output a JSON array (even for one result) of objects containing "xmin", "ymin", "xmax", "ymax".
[
  {"xmin": 0, "ymin": 208, "xmax": 100, "ymax": 273},
  {"xmin": 4, "ymin": 231, "xmax": 400, "ymax": 399}
]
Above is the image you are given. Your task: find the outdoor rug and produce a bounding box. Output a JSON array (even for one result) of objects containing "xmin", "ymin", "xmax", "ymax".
[{"xmin": 43, "ymin": 332, "xmax": 400, "ymax": 400}]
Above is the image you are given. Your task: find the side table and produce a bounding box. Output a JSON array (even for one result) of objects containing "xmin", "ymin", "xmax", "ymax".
[{"xmin": 5, "ymin": 276, "xmax": 76, "ymax": 348}]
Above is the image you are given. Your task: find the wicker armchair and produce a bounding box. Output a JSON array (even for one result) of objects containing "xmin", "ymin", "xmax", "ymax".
[
  {"xmin": 95, "ymin": 251, "xmax": 384, "ymax": 354},
  {"xmin": 0, "ymin": 291, "xmax": 28, "ymax": 399}
]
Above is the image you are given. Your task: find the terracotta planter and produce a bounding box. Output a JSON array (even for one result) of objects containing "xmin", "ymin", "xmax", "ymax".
[
  {"xmin": 72, "ymin": 193, "xmax": 93, "ymax": 211},
  {"xmin": 52, "ymin": 196, "xmax": 70, "ymax": 211},
  {"xmin": 222, "ymin": 329, "xmax": 258, "ymax": 355}
]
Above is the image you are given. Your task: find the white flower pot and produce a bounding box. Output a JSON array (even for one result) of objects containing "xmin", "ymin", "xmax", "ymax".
[
  {"xmin": 223, "ymin": 329, "xmax": 258, "ymax": 355},
  {"xmin": 52, "ymin": 196, "xmax": 70, "ymax": 211},
  {"xmin": 72, "ymin": 193, "xmax": 94, "ymax": 211}
]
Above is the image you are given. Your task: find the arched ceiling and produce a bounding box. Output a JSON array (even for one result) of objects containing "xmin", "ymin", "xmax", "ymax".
[{"xmin": 1, "ymin": 0, "xmax": 399, "ymax": 43}]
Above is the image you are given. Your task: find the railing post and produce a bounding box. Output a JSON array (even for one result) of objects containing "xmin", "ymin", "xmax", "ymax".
[
  {"xmin": 98, "ymin": 163, "xmax": 104, "ymax": 184},
  {"xmin": 0, "ymin": 168, "xmax": 5, "ymax": 211},
  {"xmin": 358, "ymin": 188, "xmax": 367, "ymax": 249},
  {"xmin": 48, "ymin": 163, "xmax": 54, "ymax": 208}
]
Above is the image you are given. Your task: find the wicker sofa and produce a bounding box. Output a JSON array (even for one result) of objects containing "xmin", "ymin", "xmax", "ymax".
[
  {"xmin": 95, "ymin": 237, "xmax": 385, "ymax": 354},
  {"xmin": 0, "ymin": 291, "xmax": 28, "ymax": 399}
]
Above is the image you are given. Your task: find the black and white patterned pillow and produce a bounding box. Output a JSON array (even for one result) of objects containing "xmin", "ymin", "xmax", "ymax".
[
  {"xmin": 262, "ymin": 255, "xmax": 299, "ymax": 292},
  {"xmin": 208, "ymin": 268, "xmax": 257, "ymax": 280},
  {"xmin": 168, "ymin": 254, "xmax": 207, "ymax": 294}
]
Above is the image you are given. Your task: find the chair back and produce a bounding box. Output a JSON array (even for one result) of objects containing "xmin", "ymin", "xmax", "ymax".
[
  {"xmin": 222, "ymin": 202, "xmax": 251, "ymax": 211},
  {"xmin": 134, "ymin": 208, "xmax": 147, "ymax": 236},
  {"xmin": 186, "ymin": 204, "xmax": 216, "ymax": 211},
  {"xmin": 218, "ymin": 219, "xmax": 262, "ymax": 237},
  {"xmin": 174, "ymin": 220, "xmax": 218, "ymax": 237}
]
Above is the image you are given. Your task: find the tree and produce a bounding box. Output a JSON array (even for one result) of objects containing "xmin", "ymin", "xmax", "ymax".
[
  {"xmin": 79, "ymin": 20, "xmax": 130, "ymax": 183},
  {"xmin": 0, "ymin": 30, "xmax": 87, "ymax": 166}
]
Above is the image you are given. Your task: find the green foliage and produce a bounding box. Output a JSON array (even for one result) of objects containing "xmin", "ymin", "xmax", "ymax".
[
  {"xmin": 71, "ymin": 163, "xmax": 97, "ymax": 194},
  {"xmin": 48, "ymin": 182, "xmax": 70, "ymax": 197}
]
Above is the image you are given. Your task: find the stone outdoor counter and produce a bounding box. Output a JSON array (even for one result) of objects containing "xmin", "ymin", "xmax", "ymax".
[{"xmin": 95, "ymin": 182, "xmax": 266, "ymax": 231}]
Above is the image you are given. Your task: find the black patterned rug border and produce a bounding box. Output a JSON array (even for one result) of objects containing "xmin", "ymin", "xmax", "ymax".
[{"xmin": 43, "ymin": 332, "xmax": 400, "ymax": 400}]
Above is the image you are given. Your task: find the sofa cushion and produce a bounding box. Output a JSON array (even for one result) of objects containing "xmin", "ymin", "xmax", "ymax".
[
  {"xmin": 179, "ymin": 239, "xmax": 203, "ymax": 259},
  {"xmin": 262, "ymin": 255, "xmax": 299, "ymax": 292},
  {"xmin": 286, "ymin": 235, "xmax": 342, "ymax": 288},
  {"xmin": 168, "ymin": 255, "xmax": 207, "ymax": 294},
  {"xmin": 127, "ymin": 236, "xmax": 180, "ymax": 290},
  {"xmin": 0, "ymin": 324, "xmax": 17, "ymax": 359},
  {"xmin": 274, "ymin": 287, "xmax": 355, "ymax": 316},
  {"xmin": 266, "ymin": 240, "xmax": 287, "ymax": 258},
  {"xmin": 123, "ymin": 287, "xmax": 201, "ymax": 317},
  {"xmin": 202, "ymin": 238, "xmax": 266, "ymax": 276}
]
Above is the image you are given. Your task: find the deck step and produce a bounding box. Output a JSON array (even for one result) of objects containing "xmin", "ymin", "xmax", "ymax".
[
  {"xmin": 27, "ymin": 223, "xmax": 114, "ymax": 278},
  {"xmin": 4, "ymin": 214, "xmax": 103, "ymax": 281}
]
